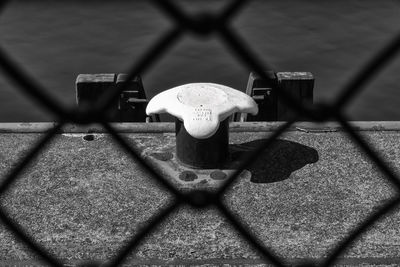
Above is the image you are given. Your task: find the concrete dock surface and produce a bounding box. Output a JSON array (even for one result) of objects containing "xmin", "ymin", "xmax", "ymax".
[{"xmin": 0, "ymin": 122, "xmax": 399, "ymax": 266}]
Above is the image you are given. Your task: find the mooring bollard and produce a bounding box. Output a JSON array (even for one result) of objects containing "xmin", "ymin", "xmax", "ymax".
[{"xmin": 146, "ymin": 83, "xmax": 258, "ymax": 169}]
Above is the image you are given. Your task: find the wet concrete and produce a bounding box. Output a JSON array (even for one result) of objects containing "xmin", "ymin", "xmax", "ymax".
[{"xmin": 0, "ymin": 127, "xmax": 399, "ymax": 265}]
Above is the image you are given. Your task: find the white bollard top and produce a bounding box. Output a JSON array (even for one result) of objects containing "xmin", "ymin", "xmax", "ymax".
[{"xmin": 146, "ymin": 83, "xmax": 258, "ymax": 139}]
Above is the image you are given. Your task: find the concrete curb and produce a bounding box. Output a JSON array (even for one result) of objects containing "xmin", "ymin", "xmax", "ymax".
[
  {"xmin": 1, "ymin": 121, "xmax": 400, "ymax": 133},
  {"xmin": 0, "ymin": 126, "xmax": 400, "ymax": 264},
  {"xmin": 2, "ymin": 257, "xmax": 400, "ymax": 266}
]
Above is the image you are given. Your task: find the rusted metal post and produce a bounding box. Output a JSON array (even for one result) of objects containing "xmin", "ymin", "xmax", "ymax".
[
  {"xmin": 116, "ymin": 74, "xmax": 148, "ymax": 122},
  {"xmin": 241, "ymin": 71, "xmax": 277, "ymax": 121},
  {"xmin": 76, "ymin": 73, "xmax": 149, "ymax": 122},
  {"xmin": 76, "ymin": 73, "xmax": 119, "ymax": 121},
  {"xmin": 276, "ymin": 72, "xmax": 314, "ymax": 121},
  {"xmin": 243, "ymin": 71, "xmax": 314, "ymax": 121}
]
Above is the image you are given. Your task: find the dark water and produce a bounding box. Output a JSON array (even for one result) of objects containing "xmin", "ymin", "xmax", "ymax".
[{"xmin": 0, "ymin": 0, "xmax": 399, "ymax": 122}]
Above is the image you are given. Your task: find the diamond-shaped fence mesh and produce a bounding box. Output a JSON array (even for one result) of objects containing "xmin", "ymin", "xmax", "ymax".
[{"xmin": 0, "ymin": 0, "xmax": 399, "ymax": 266}]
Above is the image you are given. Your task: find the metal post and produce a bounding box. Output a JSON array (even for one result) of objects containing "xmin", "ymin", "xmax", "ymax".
[
  {"xmin": 276, "ymin": 72, "xmax": 314, "ymax": 121},
  {"xmin": 116, "ymin": 74, "xmax": 148, "ymax": 122},
  {"xmin": 146, "ymin": 83, "xmax": 258, "ymax": 169},
  {"xmin": 76, "ymin": 73, "xmax": 119, "ymax": 121},
  {"xmin": 243, "ymin": 71, "xmax": 314, "ymax": 121},
  {"xmin": 76, "ymin": 73, "xmax": 149, "ymax": 122},
  {"xmin": 175, "ymin": 118, "xmax": 229, "ymax": 169}
]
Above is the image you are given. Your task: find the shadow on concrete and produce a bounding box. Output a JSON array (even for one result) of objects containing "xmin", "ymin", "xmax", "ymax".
[{"xmin": 228, "ymin": 139, "xmax": 319, "ymax": 183}]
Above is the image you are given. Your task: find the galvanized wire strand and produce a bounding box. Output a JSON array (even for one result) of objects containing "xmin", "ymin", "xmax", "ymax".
[
  {"xmin": 334, "ymin": 33, "xmax": 400, "ymax": 110},
  {"xmin": 217, "ymin": 118, "xmax": 296, "ymax": 196},
  {"xmin": 105, "ymin": 200, "xmax": 180, "ymax": 267},
  {"xmin": 152, "ymin": 0, "xmax": 250, "ymax": 34},
  {"xmin": 214, "ymin": 117, "xmax": 296, "ymax": 266},
  {"xmin": 0, "ymin": 122, "xmax": 63, "ymax": 196},
  {"xmin": 323, "ymin": 196, "xmax": 400, "ymax": 267},
  {"xmin": 0, "ymin": 0, "xmax": 10, "ymax": 14},
  {"xmin": 218, "ymin": 0, "xmax": 250, "ymax": 23},
  {"xmin": 151, "ymin": 0, "xmax": 316, "ymax": 120},
  {"xmin": 0, "ymin": 208, "xmax": 64, "ymax": 267},
  {"xmin": 314, "ymin": 113, "xmax": 400, "ymax": 265},
  {"xmin": 0, "ymin": 123, "xmax": 65, "ymax": 267},
  {"xmin": 95, "ymin": 27, "xmax": 184, "ymax": 117},
  {"xmin": 102, "ymin": 122, "xmax": 183, "ymax": 198},
  {"xmin": 216, "ymin": 24, "xmax": 319, "ymax": 120},
  {"xmin": 151, "ymin": 0, "xmax": 194, "ymax": 31},
  {"xmin": 215, "ymin": 201, "xmax": 286, "ymax": 267},
  {"xmin": 0, "ymin": 1, "xmax": 399, "ymax": 266},
  {"xmin": 336, "ymin": 113, "xmax": 400, "ymax": 191}
]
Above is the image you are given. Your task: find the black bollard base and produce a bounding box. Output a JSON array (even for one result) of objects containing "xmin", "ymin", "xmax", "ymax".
[{"xmin": 175, "ymin": 118, "xmax": 229, "ymax": 169}]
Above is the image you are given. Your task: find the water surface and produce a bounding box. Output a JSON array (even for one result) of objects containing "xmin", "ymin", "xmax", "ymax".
[{"xmin": 0, "ymin": 0, "xmax": 399, "ymax": 121}]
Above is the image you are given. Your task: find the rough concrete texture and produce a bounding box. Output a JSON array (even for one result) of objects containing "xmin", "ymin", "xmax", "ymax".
[{"xmin": 0, "ymin": 130, "xmax": 399, "ymax": 266}]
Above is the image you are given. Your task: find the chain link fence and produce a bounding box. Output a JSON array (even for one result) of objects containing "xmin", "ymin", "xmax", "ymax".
[{"xmin": 0, "ymin": 0, "xmax": 400, "ymax": 266}]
